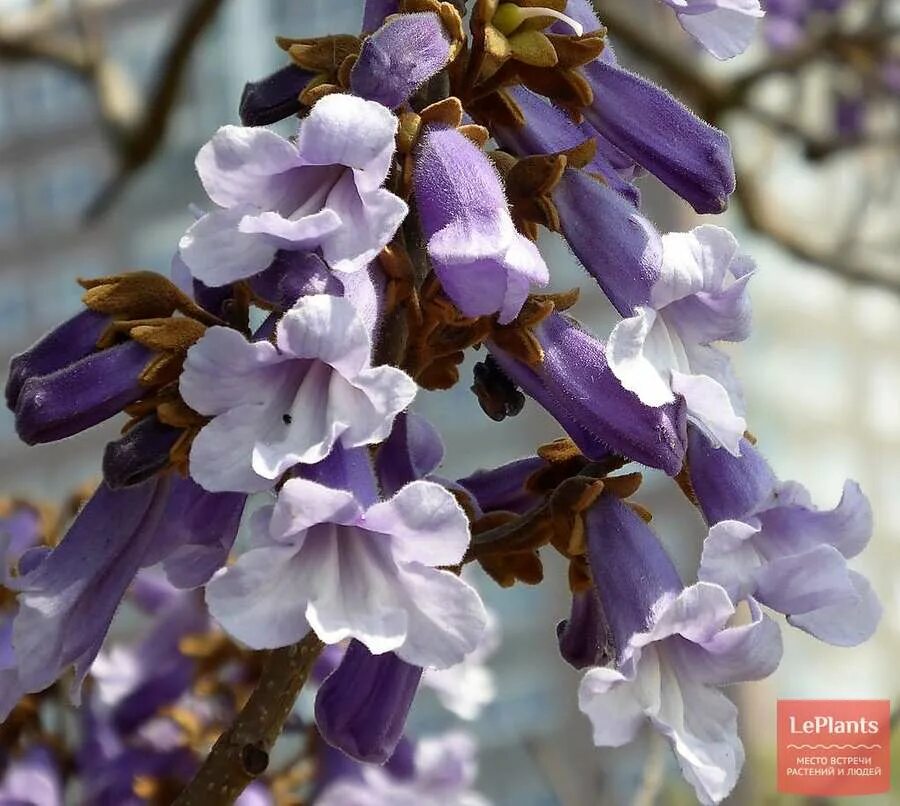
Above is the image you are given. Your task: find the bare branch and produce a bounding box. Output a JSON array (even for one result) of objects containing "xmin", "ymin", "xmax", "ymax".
[
  {"xmin": 734, "ymin": 169, "xmax": 900, "ymax": 296},
  {"xmin": 87, "ymin": 0, "xmax": 227, "ymax": 218},
  {"xmin": 174, "ymin": 632, "xmax": 324, "ymax": 806},
  {"xmin": 0, "ymin": 0, "xmax": 227, "ymax": 221}
]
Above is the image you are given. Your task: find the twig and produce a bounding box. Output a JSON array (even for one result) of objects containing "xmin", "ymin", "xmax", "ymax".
[
  {"xmin": 173, "ymin": 632, "xmax": 324, "ymax": 806},
  {"xmin": 733, "ymin": 169, "xmax": 900, "ymax": 295},
  {"xmin": 86, "ymin": 0, "xmax": 227, "ymax": 218}
]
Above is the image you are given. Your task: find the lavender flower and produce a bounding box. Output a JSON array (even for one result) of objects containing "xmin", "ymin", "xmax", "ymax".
[
  {"xmin": 580, "ymin": 52, "xmax": 736, "ymax": 214},
  {"xmin": 489, "ymin": 312, "xmax": 687, "ymax": 474},
  {"xmin": 414, "ymin": 124, "xmax": 549, "ymax": 323},
  {"xmin": 552, "ymin": 168, "xmax": 661, "ymax": 315},
  {"xmin": 180, "ymin": 294, "xmax": 417, "ymax": 493},
  {"xmin": 607, "ymin": 225, "xmax": 754, "ymax": 454},
  {"xmin": 497, "ymin": 86, "xmax": 640, "ymax": 205},
  {"xmin": 239, "ymin": 64, "xmax": 314, "ymax": 127},
  {"xmin": 689, "ymin": 430, "xmax": 881, "ymax": 646},
  {"xmin": 658, "ymin": 0, "xmax": 764, "ymax": 60},
  {"xmin": 579, "ymin": 493, "xmax": 782, "ymax": 805},
  {"xmin": 13, "ymin": 341, "xmax": 151, "ymax": 445},
  {"xmin": 316, "ymin": 731, "xmax": 488, "ymax": 806},
  {"xmin": 179, "ymin": 94, "xmax": 407, "ymax": 285},
  {"xmin": 0, "ymin": 746, "xmax": 63, "ymax": 806},
  {"xmin": 351, "ymin": 12, "xmax": 452, "ymax": 109},
  {"xmin": 206, "ymin": 472, "xmax": 487, "ymax": 668},
  {"xmin": 316, "ymin": 639, "xmax": 423, "ymax": 763},
  {"xmin": 12, "ymin": 479, "xmax": 171, "ymax": 698}
]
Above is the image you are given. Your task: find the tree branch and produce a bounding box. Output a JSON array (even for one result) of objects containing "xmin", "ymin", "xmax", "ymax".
[
  {"xmin": 734, "ymin": 168, "xmax": 900, "ymax": 295},
  {"xmin": 174, "ymin": 632, "xmax": 324, "ymax": 806},
  {"xmin": 86, "ymin": 0, "xmax": 227, "ymax": 218},
  {"xmin": 0, "ymin": 0, "xmax": 226, "ymax": 221}
]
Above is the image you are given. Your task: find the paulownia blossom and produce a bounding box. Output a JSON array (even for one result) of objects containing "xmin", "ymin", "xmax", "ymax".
[
  {"xmin": 315, "ymin": 731, "xmax": 488, "ymax": 806},
  {"xmin": 414, "ymin": 123, "xmax": 549, "ymax": 324},
  {"xmin": 179, "ymin": 93, "xmax": 408, "ymax": 285},
  {"xmin": 206, "ymin": 474, "xmax": 487, "ymax": 669},
  {"xmin": 180, "ymin": 294, "xmax": 417, "ymax": 493},
  {"xmin": 689, "ymin": 429, "xmax": 881, "ymax": 646},
  {"xmin": 607, "ymin": 225, "xmax": 754, "ymax": 455},
  {"xmin": 658, "ymin": 1, "xmax": 765, "ymax": 60},
  {"xmin": 578, "ymin": 493, "xmax": 782, "ymax": 806}
]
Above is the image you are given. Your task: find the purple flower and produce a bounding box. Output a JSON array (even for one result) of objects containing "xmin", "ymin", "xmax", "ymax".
[
  {"xmin": 140, "ymin": 475, "xmax": 246, "ymax": 590},
  {"xmin": 376, "ymin": 412, "xmax": 445, "ymax": 497},
  {"xmin": 580, "ymin": 57, "xmax": 735, "ymax": 214},
  {"xmin": 556, "ymin": 590, "xmax": 609, "ymax": 670},
  {"xmin": 239, "ymin": 64, "xmax": 314, "ymax": 127},
  {"xmin": 102, "ymin": 415, "xmax": 182, "ymax": 489},
  {"xmin": 5, "ymin": 309, "xmax": 107, "ymax": 410},
  {"xmin": 414, "ymin": 124, "xmax": 549, "ymax": 323},
  {"xmin": 607, "ymin": 225, "xmax": 754, "ymax": 454},
  {"xmin": 552, "ymin": 167, "xmax": 661, "ymax": 315},
  {"xmin": 179, "ymin": 94, "xmax": 407, "ymax": 285},
  {"xmin": 579, "ymin": 493, "xmax": 782, "ymax": 806},
  {"xmin": 180, "ymin": 294, "xmax": 417, "ymax": 493},
  {"xmin": 497, "ymin": 86, "xmax": 640, "ymax": 205},
  {"xmin": 12, "ymin": 479, "xmax": 171, "ymax": 698},
  {"xmin": 489, "ymin": 312, "xmax": 687, "ymax": 474},
  {"xmin": 0, "ymin": 746, "xmax": 63, "ymax": 806},
  {"xmin": 13, "ymin": 340, "xmax": 150, "ymax": 445},
  {"xmin": 658, "ymin": 1, "xmax": 764, "ymax": 59},
  {"xmin": 351, "ymin": 12, "xmax": 452, "ymax": 109},
  {"xmin": 205, "ymin": 473, "xmax": 486, "ymax": 668},
  {"xmin": 689, "ymin": 432, "xmax": 881, "ymax": 647},
  {"xmin": 316, "ymin": 639, "xmax": 423, "ymax": 763},
  {"xmin": 316, "ymin": 731, "xmax": 488, "ymax": 806},
  {"xmin": 457, "ymin": 455, "xmax": 547, "ymax": 515}
]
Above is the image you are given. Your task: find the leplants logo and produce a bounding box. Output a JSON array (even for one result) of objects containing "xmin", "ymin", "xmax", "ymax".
[{"xmin": 777, "ymin": 700, "xmax": 891, "ymax": 795}]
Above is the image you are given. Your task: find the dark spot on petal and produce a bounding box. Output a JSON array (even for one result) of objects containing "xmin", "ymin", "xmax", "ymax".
[{"xmin": 282, "ymin": 414, "xmax": 292, "ymax": 425}]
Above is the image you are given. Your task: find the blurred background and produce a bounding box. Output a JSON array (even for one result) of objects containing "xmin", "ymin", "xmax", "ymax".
[{"xmin": 0, "ymin": 0, "xmax": 898, "ymax": 803}]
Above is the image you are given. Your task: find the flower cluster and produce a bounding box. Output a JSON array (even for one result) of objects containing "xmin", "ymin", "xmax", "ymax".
[
  {"xmin": 1, "ymin": 0, "xmax": 881, "ymax": 803},
  {"xmin": 0, "ymin": 500, "xmax": 490, "ymax": 803}
]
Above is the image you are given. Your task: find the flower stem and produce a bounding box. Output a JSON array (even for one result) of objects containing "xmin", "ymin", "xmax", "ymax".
[{"xmin": 173, "ymin": 632, "xmax": 324, "ymax": 806}]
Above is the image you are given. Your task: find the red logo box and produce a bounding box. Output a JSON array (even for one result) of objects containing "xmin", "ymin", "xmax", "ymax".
[{"xmin": 777, "ymin": 700, "xmax": 891, "ymax": 795}]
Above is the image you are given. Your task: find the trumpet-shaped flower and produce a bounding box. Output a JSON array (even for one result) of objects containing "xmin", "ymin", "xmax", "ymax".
[
  {"xmin": 180, "ymin": 294, "xmax": 417, "ymax": 493},
  {"xmin": 206, "ymin": 476, "xmax": 487, "ymax": 668},
  {"xmin": 689, "ymin": 430, "xmax": 881, "ymax": 646},
  {"xmin": 579, "ymin": 493, "xmax": 782, "ymax": 805},
  {"xmin": 414, "ymin": 124, "xmax": 549, "ymax": 323},
  {"xmin": 179, "ymin": 94, "xmax": 407, "ymax": 285},
  {"xmin": 607, "ymin": 225, "xmax": 754, "ymax": 455}
]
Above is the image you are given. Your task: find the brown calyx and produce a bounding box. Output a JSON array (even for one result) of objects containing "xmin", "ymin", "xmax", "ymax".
[{"xmin": 278, "ymin": 33, "xmax": 361, "ymax": 105}]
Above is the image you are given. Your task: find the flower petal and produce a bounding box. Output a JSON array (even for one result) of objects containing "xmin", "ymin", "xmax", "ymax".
[
  {"xmin": 179, "ymin": 326, "xmax": 283, "ymax": 416},
  {"xmin": 321, "ymin": 178, "xmax": 409, "ymax": 273},
  {"xmin": 295, "ymin": 93, "xmax": 398, "ymax": 192},
  {"xmin": 195, "ymin": 125, "xmax": 301, "ymax": 209},
  {"xmin": 578, "ymin": 665, "xmax": 649, "ymax": 747},
  {"xmin": 205, "ymin": 544, "xmax": 313, "ymax": 648},
  {"xmin": 607, "ymin": 307, "xmax": 678, "ymax": 407},
  {"xmin": 671, "ymin": 367, "xmax": 745, "ymax": 456},
  {"xmin": 269, "ymin": 478, "xmax": 362, "ymax": 540},
  {"xmin": 179, "ymin": 207, "xmax": 278, "ymax": 286},
  {"xmin": 364, "ymin": 481, "xmax": 470, "ymax": 567},
  {"xmin": 276, "ymin": 295, "xmax": 372, "ymax": 377},
  {"xmin": 393, "ymin": 564, "xmax": 487, "ymax": 669},
  {"xmin": 787, "ymin": 571, "xmax": 881, "ymax": 647}
]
